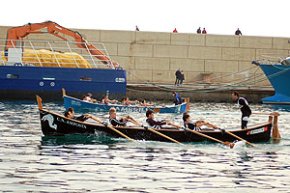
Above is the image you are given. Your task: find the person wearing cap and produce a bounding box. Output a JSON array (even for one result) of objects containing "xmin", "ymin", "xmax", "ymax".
[
  {"xmin": 145, "ymin": 109, "xmax": 181, "ymax": 129},
  {"xmin": 108, "ymin": 107, "xmax": 141, "ymax": 127},
  {"xmin": 64, "ymin": 107, "xmax": 102, "ymax": 123}
]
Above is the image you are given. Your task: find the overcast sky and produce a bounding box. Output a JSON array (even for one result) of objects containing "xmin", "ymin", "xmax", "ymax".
[{"xmin": 1, "ymin": 0, "xmax": 289, "ymax": 37}]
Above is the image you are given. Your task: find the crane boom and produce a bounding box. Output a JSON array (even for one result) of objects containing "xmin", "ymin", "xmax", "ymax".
[{"xmin": 5, "ymin": 21, "xmax": 117, "ymax": 69}]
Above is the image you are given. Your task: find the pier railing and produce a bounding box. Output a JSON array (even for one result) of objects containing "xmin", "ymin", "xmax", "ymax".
[{"xmin": 0, "ymin": 39, "xmax": 113, "ymax": 69}]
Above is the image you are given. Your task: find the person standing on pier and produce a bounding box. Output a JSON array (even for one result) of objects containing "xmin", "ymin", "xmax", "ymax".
[
  {"xmin": 196, "ymin": 27, "xmax": 201, "ymax": 34},
  {"xmin": 235, "ymin": 28, "xmax": 242, "ymax": 36},
  {"xmin": 231, "ymin": 91, "xmax": 252, "ymax": 129},
  {"xmin": 175, "ymin": 69, "xmax": 181, "ymax": 86}
]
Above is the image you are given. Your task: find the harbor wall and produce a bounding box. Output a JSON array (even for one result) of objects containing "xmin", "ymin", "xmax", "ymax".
[{"xmin": 1, "ymin": 25, "xmax": 290, "ymax": 88}]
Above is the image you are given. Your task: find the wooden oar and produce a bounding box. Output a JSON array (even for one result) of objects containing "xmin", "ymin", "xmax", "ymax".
[
  {"xmin": 146, "ymin": 127, "xmax": 182, "ymax": 144},
  {"xmin": 184, "ymin": 128, "xmax": 234, "ymax": 148},
  {"xmin": 105, "ymin": 124, "xmax": 135, "ymax": 142},
  {"xmin": 36, "ymin": 95, "xmax": 43, "ymax": 110},
  {"xmin": 218, "ymin": 129, "xmax": 255, "ymax": 147},
  {"xmin": 62, "ymin": 88, "xmax": 67, "ymax": 97}
]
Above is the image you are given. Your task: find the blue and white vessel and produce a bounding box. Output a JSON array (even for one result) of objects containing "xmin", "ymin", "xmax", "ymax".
[
  {"xmin": 0, "ymin": 21, "xmax": 126, "ymax": 100},
  {"xmin": 254, "ymin": 59, "xmax": 290, "ymax": 104}
]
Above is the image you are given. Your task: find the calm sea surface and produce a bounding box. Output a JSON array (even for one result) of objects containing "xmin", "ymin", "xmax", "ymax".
[{"xmin": 0, "ymin": 100, "xmax": 290, "ymax": 193}]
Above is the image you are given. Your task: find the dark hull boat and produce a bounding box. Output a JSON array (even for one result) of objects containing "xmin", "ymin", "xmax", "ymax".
[{"xmin": 37, "ymin": 96, "xmax": 277, "ymax": 143}]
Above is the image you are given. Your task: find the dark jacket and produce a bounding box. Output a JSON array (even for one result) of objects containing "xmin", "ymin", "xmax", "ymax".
[
  {"xmin": 110, "ymin": 118, "xmax": 126, "ymax": 126},
  {"xmin": 146, "ymin": 118, "xmax": 166, "ymax": 128}
]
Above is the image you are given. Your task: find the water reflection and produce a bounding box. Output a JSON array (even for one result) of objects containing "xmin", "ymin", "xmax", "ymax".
[{"xmin": 41, "ymin": 134, "xmax": 120, "ymax": 146}]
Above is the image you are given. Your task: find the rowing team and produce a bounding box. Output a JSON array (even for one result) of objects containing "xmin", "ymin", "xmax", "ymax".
[
  {"xmin": 83, "ymin": 93, "xmax": 154, "ymax": 106},
  {"xmin": 64, "ymin": 107, "xmax": 218, "ymax": 132}
]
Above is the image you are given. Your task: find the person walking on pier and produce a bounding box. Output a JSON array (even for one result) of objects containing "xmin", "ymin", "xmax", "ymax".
[{"xmin": 231, "ymin": 91, "xmax": 252, "ymax": 129}]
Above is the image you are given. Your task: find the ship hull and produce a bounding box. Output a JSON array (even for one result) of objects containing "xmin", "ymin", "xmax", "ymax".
[
  {"xmin": 0, "ymin": 66, "xmax": 126, "ymax": 100},
  {"xmin": 259, "ymin": 64, "xmax": 290, "ymax": 104}
]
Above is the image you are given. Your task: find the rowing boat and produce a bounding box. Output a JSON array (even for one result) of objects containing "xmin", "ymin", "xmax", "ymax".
[
  {"xmin": 63, "ymin": 89, "xmax": 188, "ymax": 114},
  {"xmin": 38, "ymin": 96, "xmax": 274, "ymax": 143}
]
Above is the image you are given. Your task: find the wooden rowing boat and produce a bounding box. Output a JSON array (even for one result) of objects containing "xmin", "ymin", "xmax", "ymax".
[{"xmin": 38, "ymin": 96, "xmax": 274, "ymax": 143}]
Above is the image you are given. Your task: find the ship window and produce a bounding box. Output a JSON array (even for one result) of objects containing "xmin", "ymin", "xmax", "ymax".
[
  {"xmin": 6, "ymin": 74, "xmax": 19, "ymax": 79},
  {"xmin": 80, "ymin": 77, "xmax": 92, "ymax": 81}
]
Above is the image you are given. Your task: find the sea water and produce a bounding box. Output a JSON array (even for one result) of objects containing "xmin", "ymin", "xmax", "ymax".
[{"xmin": 0, "ymin": 101, "xmax": 290, "ymax": 192}]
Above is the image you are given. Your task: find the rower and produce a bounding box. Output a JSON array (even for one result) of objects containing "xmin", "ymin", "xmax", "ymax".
[
  {"xmin": 146, "ymin": 109, "xmax": 181, "ymax": 129},
  {"xmin": 64, "ymin": 107, "xmax": 102, "ymax": 124},
  {"xmin": 182, "ymin": 113, "xmax": 219, "ymax": 131},
  {"xmin": 108, "ymin": 107, "xmax": 141, "ymax": 127}
]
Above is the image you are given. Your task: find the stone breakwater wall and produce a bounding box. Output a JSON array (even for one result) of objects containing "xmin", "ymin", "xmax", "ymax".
[{"xmin": 1, "ymin": 25, "xmax": 289, "ymax": 88}]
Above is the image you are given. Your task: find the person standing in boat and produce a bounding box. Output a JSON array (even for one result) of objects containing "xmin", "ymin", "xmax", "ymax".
[
  {"xmin": 231, "ymin": 91, "xmax": 252, "ymax": 129},
  {"xmin": 108, "ymin": 107, "xmax": 141, "ymax": 127},
  {"xmin": 145, "ymin": 109, "xmax": 181, "ymax": 129},
  {"xmin": 64, "ymin": 107, "xmax": 102, "ymax": 123},
  {"xmin": 182, "ymin": 113, "xmax": 219, "ymax": 131},
  {"xmin": 172, "ymin": 91, "xmax": 182, "ymax": 105}
]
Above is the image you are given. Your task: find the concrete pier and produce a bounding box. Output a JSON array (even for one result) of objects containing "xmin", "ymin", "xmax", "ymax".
[{"xmin": 126, "ymin": 83, "xmax": 274, "ymax": 103}]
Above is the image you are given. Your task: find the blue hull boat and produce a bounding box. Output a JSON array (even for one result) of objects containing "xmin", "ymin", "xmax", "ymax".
[
  {"xmin": 256, "ymin": 62, "xmax": 290, "ymax": 104},
  {"xmin": 0, "ymin": 66, "xmax": 126, "ymax": 100},
  {"xmin": 63, "ymin": 91, "xmax": 188, "ymax": 114},
  {"xmin": 0, "ymin": 21, "xmax": 126, "ymax": 100}
]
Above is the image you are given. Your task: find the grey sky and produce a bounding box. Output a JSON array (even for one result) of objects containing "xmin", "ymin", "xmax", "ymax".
[{"xmin": 1, "ymin": 0, "xmax": 289, "ymax": 37}]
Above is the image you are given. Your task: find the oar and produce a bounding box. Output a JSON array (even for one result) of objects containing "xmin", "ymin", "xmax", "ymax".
[
  {"xmin": 105, "ymin": 124, "xmax": 135, "ymax": 142},
  {"xmin": 220, "ymin": 129, "xmax": 255, "ymax": 147},
  {"xmin": 184, "ymin": 128, "xmax": 235, "ymax": 148},
  {"xmin": 145, "ymin": 127, "xmax": 182, "ymax": 144}
]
